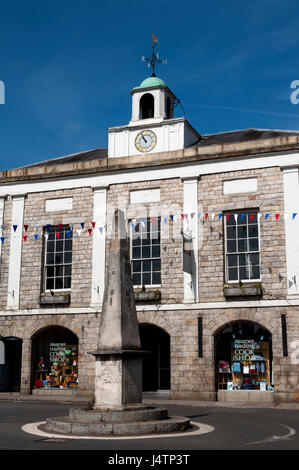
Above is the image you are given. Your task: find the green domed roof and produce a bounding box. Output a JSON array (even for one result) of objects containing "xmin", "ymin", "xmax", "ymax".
[{"xmin": 132, "ymin": 76, "xmax": 167, "ymax": 90}]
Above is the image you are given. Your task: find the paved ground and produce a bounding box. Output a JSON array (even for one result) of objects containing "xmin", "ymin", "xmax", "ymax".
[{"xmin": 0, "ymin": 401, "xmax": 298, "ymax": 450}]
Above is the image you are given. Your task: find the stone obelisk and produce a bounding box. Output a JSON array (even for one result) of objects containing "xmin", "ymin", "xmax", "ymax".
[{"xmin": 92, "ymin": 209, "xmax": 144, "ymax": 410}]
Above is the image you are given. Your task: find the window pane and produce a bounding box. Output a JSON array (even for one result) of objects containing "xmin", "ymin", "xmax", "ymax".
[
  {"xmin": 239, "ymin": 254, "xmax": 247, "ymax": 266},
  {"xmin": 152, "ymin": 272, "xmax": 161, "ymax": 284},
  {"xmin": 132, "ymin": 260, "xmax": 141, "ymax": 272},
  {"xmin": 133, "ymin": 273, "xmax": 141, "ymax": 285},
  {"xmin": 65, "ymin": 239, "xmax": 72, "ymax": 251},
  {"xmin": 142, "ymin": 246, "xmax": 150, "ymax": 258},
  {"xmin": 132, "ymin": 235, "xmax": 141, "ymax": 247},
  {"xmin": 239, "ymin": 266, "xmax": 249, "ymax": 280},
  {"xmin": 227, "ymin": 239, "xmax": 236, "ymax": 253},
  {"xmin": 48, "ymin": 232, "xmax": 55, "ymax": 241},
  {"xmin": 238, "ymin": 226, "xmax": 247, "ymax": 238},
  {"xmin": 64, "ymin": 252, "xmax": 72, "ymax": 264},
  {"xmin": 226, "ymin": 226, "xmax": 236, "ymax": 239},
  {"xmin": 46, "ymin": 278, "xmax": 54, "ymax": 290},
  {"xmin": 249, "ymin": 238, "xmax": 258, "ymax": 251},
  {"xmin": 64, "ymin": 277, "xmax": 72, "ymax": 289},
  {"xmin": 249, "ymin": 253, "xmax": 259, "ymax": 266},
  {"xmin": 141, "ymin": 232, "xmax": 150, "ymax": 245},
  {"xmin": 228, "ymin": 268, "xmax": 238, "ymax": 281},
  {"xmin": 55, "ymin": 265, "xmax": 63, "ymax": 277},
  {"xmin": 143, "ymin": 260, "xmax": 151, "ymax": 271},
  {"xmin": 55, "ymin": 277, "xmax": 63, "ymax": 289},
  {"xmin": 142, "ymin": 273, "xmax": 151, "ymax": 285},
  {"xmin": 47, "ymin": 241, "xmax": 55, "ymax": 253},
  {"xmin": 227, "ymin": 255, "xmax": 237, "ymax": 267},
  {"xmin": 251, "ymin": 266, "xmax": 260, "ymax": 279},
  {"xmin": 132, "ymin": 247, "xmax": 141, "ymax": 259},
  {"xmin": 56, "ymin": 240, "xmax": 64, "ymax": 252},
  {"xmin": 46, "ymin": 266, "xmax": 54, "ymax": 277},
  {"xmin": 64, "ymin": 265, "xmax": 72, "ymax": 276},
  {"xmin": 238, "ymin": 239, "xmax": 248, "ymax": 252},
  {"xmin": 152, "ymin": 246, "xmax": 160, "ymax": 258},
  {"xmin": 46, "ymin": 253, "xmax": 54, "ymax": 265},
  {"xmin": 152, "ymin": 259, "xmax": 161, "ymax": 271},
  {"xmin": 248, "ymin": 225, "xmax": 258, "ymax": 237}
]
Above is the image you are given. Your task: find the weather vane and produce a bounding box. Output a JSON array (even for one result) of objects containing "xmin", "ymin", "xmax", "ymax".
[{"xmin": 141, "ymin": 33, "xmax": 167, "ymax": 77}]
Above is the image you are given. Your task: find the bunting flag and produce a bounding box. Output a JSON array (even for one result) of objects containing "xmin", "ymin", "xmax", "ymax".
[
  {"xmin": 210, "ymin": 213, "xmax": 215, "ymax": 221},
  {"xmin": 46, "ymin": 224, "xmax": 51, "ymax": 232},
  {"xmin": 0, "ymin": 237, "xmax": 5, "ymax": 244},
  {"xmin": 164, "ymin": 217, "xmax": 168, "ymax": 224},
  {"xmin": 226, "ymin": 214, "xmax": 231, "ymax": 222},
  {"xmin": 170, "ymin": 215, "xmax": 174, "ymax": 222},
  {"xmin": 66, "ymin": 230, "xmax": 72, "ymax": 238},
  {"xmin": 34, "ymin": 234, "xmax": 38, "ymax": 241},
  {"xmin": 198, "ymin": 213, "xmax": 201, "ymax": 219},
  {"xmin": 91, "ymin": 222, "xmax": 96, "ymax": 229},
  {"xmin": 13, "ymin": 225, "xmax": 18, "ymax": 232},
  {"xmin": 56, "ymin": 232, "xmax": 60, "ymax": 239},
  {"xmin": 241, "ymin": 214, "xmax": 245, "ymax": 221},
  {"xmin": 205, "ymin": 213, "xmax": 208, "ymax": 220},
  {"xmin": 35, "ymin": 224, "xmax": 39, "ymax": 232},
  {"xmin": 80, "ymin": 223, "xmax": 85, "ymax": 229},
  {"xmin": 44, "ymin": 233, "xmax": 49, "ymax": 240},
  {"xmin": 275, "ymin": 214, "xmax": 280, "ymax": 221},
  {"xmin": 58, "ymin": 223, "xmax": 63, "ymax": 230},
  {"xmin": 88, "ymin": 228, "xmax": 92, "ymax": 236},
  {"xmin": 152, "ymin": 217, "xmax": 156, "ymax": 226},
  {"xmin": 258, "ymin": 213, "xmax": 262, "ymax": 221},
  {"xmin": 265, "ymin": 213, "xmax": 270, "ymax": 220},
  {"xmin": 219, "ymin": 213, "xmax": 223, "ymax": 220},
  {"xmin": 24, "ymin": 224, "xmax": 29, "ymax": 232},
  {"xmin": 76, "ymin": 229, "xmax": 82, "ymax": 237},
  {"xmin": 69, "ymin": 224, "xmax": 73, "ymax": 231},
  {"xmin": 234, "ymin": 214, "xmax": 238, "ymax": 223},
  {"xmin": 293, "ymin": 213, "xmax": 297, "ymax": 220},
  {"xmin": 190, "ymin": 213, "xmax": 195, "ymax": 219},
  {"xmin": 99, "ymin": 227, "xmax": 103, "ymax": 234},
  {"xmin": 284, "ymin": 213, "xmax": 289, "ymax": 220},
  {"xmin": 22, "ymin": 235, "xmax": 27, "ymax": 242},
  {"xmin": 249, "ymin": 214, "xmax": 254, "ymax": 221}
]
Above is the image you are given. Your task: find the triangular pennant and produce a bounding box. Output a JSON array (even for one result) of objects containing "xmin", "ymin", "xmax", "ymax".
[
  {"xmin": 91, "ymin": 222, "xmax": 96, "ymax": 229},
  {"xmin": 257, "ymin": 213, "xmax": 262, "ymax": 221},
  {"xmin": 181, "ymin": 214, "xmax": 184, "ymax": 219},
  {"xmin": 0, "ymin": 237, "xmax": 5, "ymax": 244},
  {"xmin": 265, "ymin": 213, "xmax": 270, "ymax": 220},
  {"xmin": 13, "ymin": 225, "xmax": 18, "ymax": 232},
  {"xmin": 198, "ymin": 212, "xmax": 201, "ymax": 219},
  {"xmin": 152, "ymin": 217, "xmax": 156, "ymax": 226},
  {"xmin": 35, "ymin": 224, "xmax": 39, "ymax": 232},
  {"xmin": 205, "ymin": 213, "xmax": 208, "ymax": 220},
  {"xmin": 219, "ymin": 213, "xmax": 223, "ymax": 220},
  {"xmin": 46, "ymin": 224, "xmax": 51, "ymax": 232},
  {"xmin": 58, "ymin": 223, "xmax": 63, "ymax": 230},
  {"xmin": 170, "ymin": 215, "xmax": 174, "ymax": 222},
  {"xmin": 164, "ymin": 217, "xmax": 168, "ymax": 224},
  {"xmin": 66, "ymin": 230, "xmax": 72, "ymax": 238},
  {"xmin": 284, "ymin": 213, "xmax": 289, "ymax": 221},
  {"xmin": 210, "ymin": 213, "xmax": 215, "ymax": 221},
  {"xmin": 22, "ymin": 235, "xmax": 27, "ymax": 242},
  {"xmin": 226, "ymin": 214, "xmax": 231, "ymax": 222},
  {"xmin": 234, "ymin": 214, "xmax": 238, "ymax": 223},
  {"xmin": 80, "ymin": 223, "xmax": 85, "ymax": 229},
  {"xmin": 34, "ymin": 234, "xmax": 39, "ymax": 241},
  {"xmin": 56, "ymin": 232, "xmax": 60, "ymax": 239},
  {"xmin": 24, "ymin": 224, "xmax": 29, "ymax": 232},
  {"xmin": 99, "ymin": 227, "xmax": 103, "ymax": 234},
  {"xmin": 275, "ymin": 214, "xmax": 280, "ymax": 221},
  {"xmin": 190, "ymin": 213, "xmax": 195, "ymax": 219},
  {"xmin": 76, "ymin": 229, "xmax": 82, "ymax": 237},
  {"xmin": 69, "ymin": 224, "xmax": 73, "ymax": 231},
  {"xmin": 249, "ymin": 214, "xmax": 254, "ymax": 222},
  {"xmin": 240, "ymin": 214, "xmax": 245, "ymax": 221},
  {"xmin": 44, "ymin": 233, "xmax": 49, "ymax": 240},
  {"xmin": 292, "ymin": 213, "xmax": 297, "ymax": 220},
  {"xmin": 88, "ymin": 228, "xmax": 92, "ymax": 236}
]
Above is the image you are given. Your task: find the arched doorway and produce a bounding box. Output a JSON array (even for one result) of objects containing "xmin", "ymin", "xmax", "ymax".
[
  {"xmin": 139, "ymin": 324, "xmax": 170, "ymax": 391},
  {"xmin": 31, "ymin": 326, "xmax": 78, "ymax": 391},
  {"xmin": 140, "ymin": 93, "xmax": 154, "ymax": 119},
  {"xmin": 0, "ymin": 337, "xmax": 22, "ymax": 392},
  {"xmin": 214, "ymin": 321, "xmax": 273, "ymax": 393}
]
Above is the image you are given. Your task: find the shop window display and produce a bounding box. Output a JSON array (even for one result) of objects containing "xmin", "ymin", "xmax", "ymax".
[
  {"xmin": 32, "ymin": 326, "xmax": 78, "ymax": 390},
  {"xmin": 215, "ymin": 321, "xmax": 274, "ymax": 392}
]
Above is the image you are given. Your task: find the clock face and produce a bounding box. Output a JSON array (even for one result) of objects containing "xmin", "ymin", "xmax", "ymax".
[{"xmin": 135, "ymin": 130, "xmax": 157, "ymax": 153}]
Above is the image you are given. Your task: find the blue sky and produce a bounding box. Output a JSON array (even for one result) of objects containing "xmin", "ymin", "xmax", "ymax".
[{"xmin": 1, "ymin": 0, "xmax": 299, "ymax": 169}]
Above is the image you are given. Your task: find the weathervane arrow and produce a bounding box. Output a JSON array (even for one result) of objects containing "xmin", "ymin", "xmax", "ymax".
[{"xmin": 141, "ymin": 33, "xmax": 167, "ymax": 77}]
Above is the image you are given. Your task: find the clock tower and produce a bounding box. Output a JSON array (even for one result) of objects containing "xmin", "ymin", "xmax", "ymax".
[{"xmin": 107, "ymin": 39, "xmax": 200, "ymax": 158}]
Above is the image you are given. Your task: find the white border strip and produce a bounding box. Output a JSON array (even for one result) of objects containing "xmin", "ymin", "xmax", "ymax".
[{"xmin": 22, "ymin": 420, "xmax": 214, "ymax": 440}]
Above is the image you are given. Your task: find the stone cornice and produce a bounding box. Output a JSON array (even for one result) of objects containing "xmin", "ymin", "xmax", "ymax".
[{"xmin": 1, "ymin": 135, "xmax": 299, "ymax": 184}]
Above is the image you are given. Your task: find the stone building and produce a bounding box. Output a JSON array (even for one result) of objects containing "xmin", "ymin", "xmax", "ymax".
[{"xmin": 0, "ymin": 74, "xmax": 299, "ymax": 404}]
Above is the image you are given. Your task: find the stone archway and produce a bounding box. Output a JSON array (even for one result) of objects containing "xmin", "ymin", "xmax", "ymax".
[{"xmin": 139, "ymin": 323, "xmax": 170, "ymax": 391}]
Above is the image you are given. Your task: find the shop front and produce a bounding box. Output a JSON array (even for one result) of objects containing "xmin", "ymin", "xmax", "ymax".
[
  {"xmin": 215, "ymin": 321, "xmax": 274, "ymax": 401},
  {"xmin": 31, "ymin": 326, "xmax": 78, "ymax": 391}
]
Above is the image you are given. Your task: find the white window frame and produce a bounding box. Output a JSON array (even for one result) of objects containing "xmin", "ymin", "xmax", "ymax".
[
  {"xmin": 129, "ymin": 217, "xmax": 162, "ymax": 288},
  {"xmin": 224, "ymin": 211, "xmax": 261, "ymax": 284},
  {"xmin": 44, "ymin": 225, "xmax": 73, "ymax": 293}
]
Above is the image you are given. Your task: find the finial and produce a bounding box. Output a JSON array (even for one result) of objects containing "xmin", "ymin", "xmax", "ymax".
[{"xmin": 141, "ymin": 33, "xmax": 167, "ymax": 77}]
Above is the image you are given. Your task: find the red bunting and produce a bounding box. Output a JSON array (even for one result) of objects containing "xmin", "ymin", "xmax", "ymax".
[
  {"xmin": 24, "ymin": 225, "xmax": 29, "ymax": 232},
  {"xmin": 275, "ymin": 214, "xmax": 280, "ymax": 221},
  {"xmin": 152, "ymin": 217, "xmax": 156, "ymax": 226},
  {"xmin": 88, "ymin": 228, "xmax": 92, "ymax": 236},
  {"xmin": 22, "ymin": 235, "xmax": 27, "ymax": 242},
  {"xmin": 56, "ymin": 232, "xmax": 60, "ymax": 239},
  {"xmin": 249, "ymin": 214, "xmax": 254, "ymax": 221},
  {"xmin": 58, "ymin": 223, "xmax": 63, "ymax": 229},
  {"xmin": 91, "ymin": 222, "xmax": 96, "ymax": 229},
  {"xmin": 226, "ymin": 214, "xmax": 231, "ymax": 221},
  {"xmin": 205, "ymin": 213, "xmax": 208, "ymax": 220}
]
